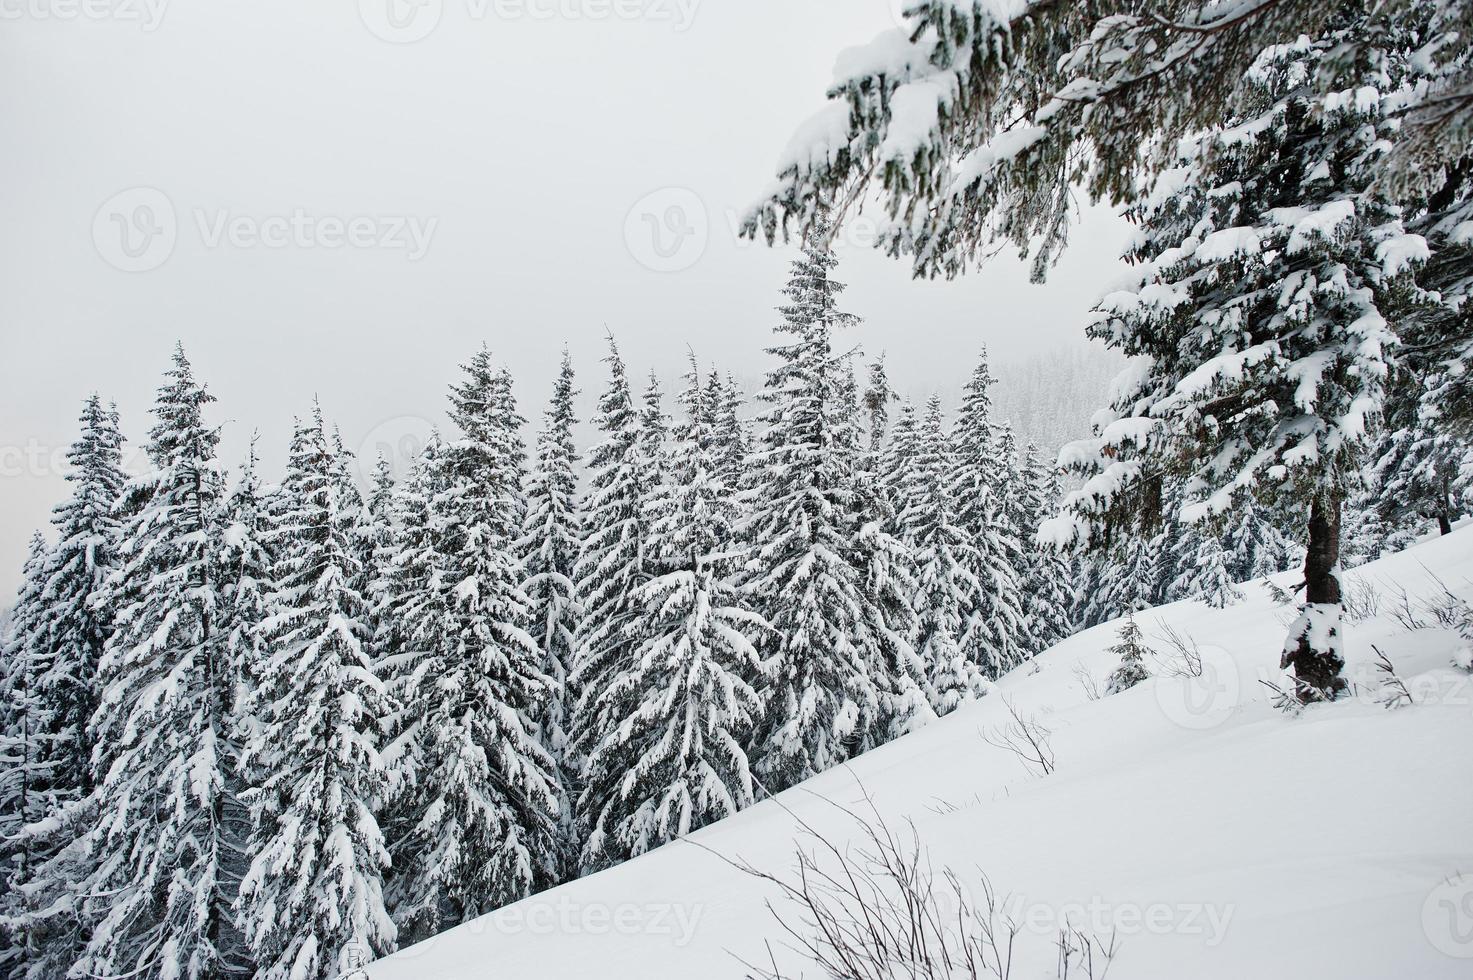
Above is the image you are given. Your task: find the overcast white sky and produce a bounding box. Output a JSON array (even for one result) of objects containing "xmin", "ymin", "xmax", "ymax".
[{"xmin": 0, "ymin": 0, "xmax": 1131, "ymax": 596}]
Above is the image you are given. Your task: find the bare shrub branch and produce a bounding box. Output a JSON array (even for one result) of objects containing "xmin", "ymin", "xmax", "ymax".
[
  {"xmin": 1150, "ymin": 624, "xmax": 1204, "ymax": 678},
  {"xmin": 1071, "ymin": 662, "xmax": 1104, "ymax": 701},
  {"xmin": 692, "ymin": 774, "xmax": 1114, "ymax": 980},
  {"xmin": 981, "ymin": 698, "xmax": 1055, "ymax": 778},
  {"xmin": 1372, "ymin": 645, "xmax": 1415, "ymax": 709},
  {"xmin": 1341, "ymin": 576, "xmax": 1381, "ymax": 624}
]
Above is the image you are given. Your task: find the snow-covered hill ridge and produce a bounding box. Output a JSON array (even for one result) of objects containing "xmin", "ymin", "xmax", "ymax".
[{"xmin": 370, "ymin": 527, "xmax": 1473, "ymax": 979}]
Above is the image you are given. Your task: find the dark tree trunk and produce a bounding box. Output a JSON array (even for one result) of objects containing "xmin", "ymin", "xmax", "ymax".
[
  {"xmin": 1303, "ymin": 496, "xmax": 1342, "ymax": 608},
  {"xmin": 1438, "ymin": 474, "xmax": 1454, "ymax": 535},
  {"xmin": 1280, "ymin": 494, "xmax": 1348, "ymax": 702}
]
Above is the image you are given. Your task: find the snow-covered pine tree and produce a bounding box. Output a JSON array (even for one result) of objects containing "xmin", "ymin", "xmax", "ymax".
[
  {"xmin": 445, "ymin": 348, "xmax": 520, "ymax": 534},
  {"xmin": 1017, "ymin": 445, "xmax": 1076, "ymax": 652},
  {"xmin": 358, "ymin": 453, "xmax": 398, "ymax": 634},
  {"xmin": 907, "ymin": 396, "xmax": 988, "ymax": 715},
  {"xmin": 1104, "ymin": 614, "xmax": 1152, "ymax": 696},
  {"xmin": 36, "ymin": 393, "xmax": 126, "ymax": 801},
  {"xmin": 881, "ymin": 398, "xmax": 921, "ymax": 527},
  {"xmin": 1223, "ymin": 498, "xmax": 1297, "ymax": 584},
  {"xmin": 0, "ymin": 534, "xmax": 60, "ymax": 980},
  {"xmin": 491, "ymin": 364, "xmax": 530, "ymax": 534},
  {"xmin": 711, "ymin": 371, "xmax": 751, "ymax": 501},
  {"xmin": 743, "ymin": 1, "xmax": 1468, "ymax": 285},
  {"xmin": 863, "ymin": 354, "xmax": 896, "ymax": 459},
  {"xmin": 213, "ymin": 441, "xmax": 276, "ymax": 980},
  {"xmin": 1371, "ymin": 367, "xmax": 1471, "ymax": 537},
  {"xmin": 950, "ymin": 353, "xmax": 1028, "ymax": 678},
  {"xmin": 852, "ymin": 457, "xmax": 929, "ymax": 749},
  {"xmin": 386, "ymin": 350, "xmax": 562, "ymax": 937},
  {"xmin": 1118, "ymin": 532, "xmax": 1167, "ymax": 617},
  {"xmin": 220, "ymin": 440, "xmax": 273, "ymax": 721},
  {"xmin": 701, "ymin": 369, "xmax": 744, "ymax": 508},
  {"xmin": 1384, "ymin": 2, "xmax": 1473, "ymax": 433},
  {"xmin": 371, "ymin": 435, "xmax": 449, "ymax": 857},
  {"xmin": 580, "ymin": 358, "xmax": 765, "ymax": 868},
  {"xmin": 1345, "ymin": 488, "xmax": 1418, "ymax": 568},
  {"xmin": 746, "ymin": 209, "xmax": 885, "ymax": 792},
  {"xmin": 1165, "ymin": 514, "xmax": 1243, "ymax": 609},
  {"xmin": 852, "ymin": 518, "xmax": 930, "ymax": 750},
  {"xmin": 518, "ymin": 349, "xmax": 583, "ymax": 862},
  {"xmin": 363, "ymin": 454, "xmax": 396, "ymax": 544},
  {"xmin": 835, "ymin": 358, "xmax": 865, "ymax": 458},
  {"xmin": 1070, "ymin": 554, "xmax": 1108, "ymax": 631},
  {"xmin": 239, "ymin": 407, "xmax": 395, "ymax": 979},
  {"xmin": 637, "ymin": 370, "xmax": 670, "ymax": 490},
  {"xmin": 1075, "ymin": 528, "xmax": 1166, "ymax": 630},
  {"xmin": 841, "ymin": 361, "xmax": 927, "ymax": 748},
  {"xmin": 1046, "ymin": 23, "xmax": 1429, "ymax": 702},
  {"xmin": 569, "ymin": 337, "xmax": 651, "ymax": 832},
  {"xmin": 57, "ymin": 344, "xmax": 243, "ymax": 979},
  {"xmin": 993, "ymin": 422, "xmax": 1024, "ymax": 539},
  {"xmin": 327, "ymin": 425, "xmax": 372, "ymax": 582}
]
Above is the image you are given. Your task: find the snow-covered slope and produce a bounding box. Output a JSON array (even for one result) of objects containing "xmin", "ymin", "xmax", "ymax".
[{"xmin": 370, "ymin": 528, "xmax": 1473, "ymax": 979}]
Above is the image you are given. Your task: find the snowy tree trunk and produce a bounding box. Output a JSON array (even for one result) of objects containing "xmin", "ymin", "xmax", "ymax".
[{"xmin": 1280, "ymin": 495, "xmax": 1348, "ymax": 703}]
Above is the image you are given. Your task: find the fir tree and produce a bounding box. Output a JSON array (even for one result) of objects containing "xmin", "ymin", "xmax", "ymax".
[
  {"xmin": 1224, "ymin": 498, "xmax": 1298, "ymax": 583},
  {"xmin": 851, "ymin": 459, "xmax": 930, "ymax": 748},
  {"xmin": 363, "ymin": 454, "xmax": 397, "ymax": 547},
  {"xmin": 711, "ymin": 372, "xmax": 751, "ymax": 501},
  {"xmin": 841, "ymin": 364, "xmax": 928, "ymax": 747},
  {"xmin": 580, "ymin": 359, "xmax": 764, "ymax": 868},
  {"xmin": 0, "ymin": 535, "xmax": 60, "ymax": 980},
  {"xmin": 491, "ymin": 364, "xmax": 530, "ymax": 534},
  {"xmin": 1165, "ymin": 517, "xmax": 1244, "ymax": 609},
  {"xmin": 57, "ymin": 344, "xmax": 243, "ymax": 980},
  {"xmin": 1371, "ymin": 368, "xmax": 1471, "ymax": 536},
  {"xmin": 357, "ymin": 453, "xmax": 398, "ymax": 641},
  {"xmin": 1047, "ymin": 24, "xmax": 1427, "ymax": 702},
  {"xmin": 386, "ymin": 350, "xmax": 562, "ymax": 937},
  {"xmin": 746, "ymin": 211, "xmax": 885, "ymax": 792},
  {"xmin": 1071, "ymin": 554, "xmax": 1109, "ymax": 631},
  {"xmin": 863, "ymin": 354, "xmax": 896, "ymax": 458},
  {"xmin": 951, "ymin": 353, "xmax": 1028, "ymax": 677},
  {"xmin": 214, "ymin": 442, "xmax": 275, "ymax": 979},
  {"xmin": 570, "ymin": 337, "xmax": 652, "ymax": 836},
  {"xmin": 220, "ymin": 439, "xmax": 274, "ymax": 733},
  {"xmin": 238, "ymin": 407, "xmax": 395, "ymax": 979},
  {"xmin": 907, "ymin": 396, "xmax": 988, "ymax": 714},
  {"xmin": 1342, "ymin": 491, "xmax": 1409, "ymax": 568},
  {"xmin": 1017, "ymin": 446, "xmax": 1076, "ymax": 652},
  {"xmin": 446, "ymin": 347, "xmax": 526, "ymax": 538},
  {"xmin": 881, "ymin": 399, "xmax": 921, "ymax": 528},
  {"xmin": 638, "ymin": 370, "xmax": 670, "ymax": 490},
  {"xmin": 372, "ymin": 436, "xmax": 449, "ymax": 845},
  {"xmin": 743, "ymin": 0, "xmax": 1468, "ymax": 284},
  {"xmin": 518, "ymin": 349, "xmax": 583, "ymax": 864},
  {"xmin": 36, "ymin": 393, "xmax": 127, "ymax": 800},
  {"xmin": 1105, "ymin": 614, "xmax": 1152, "ymax": 696}
]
